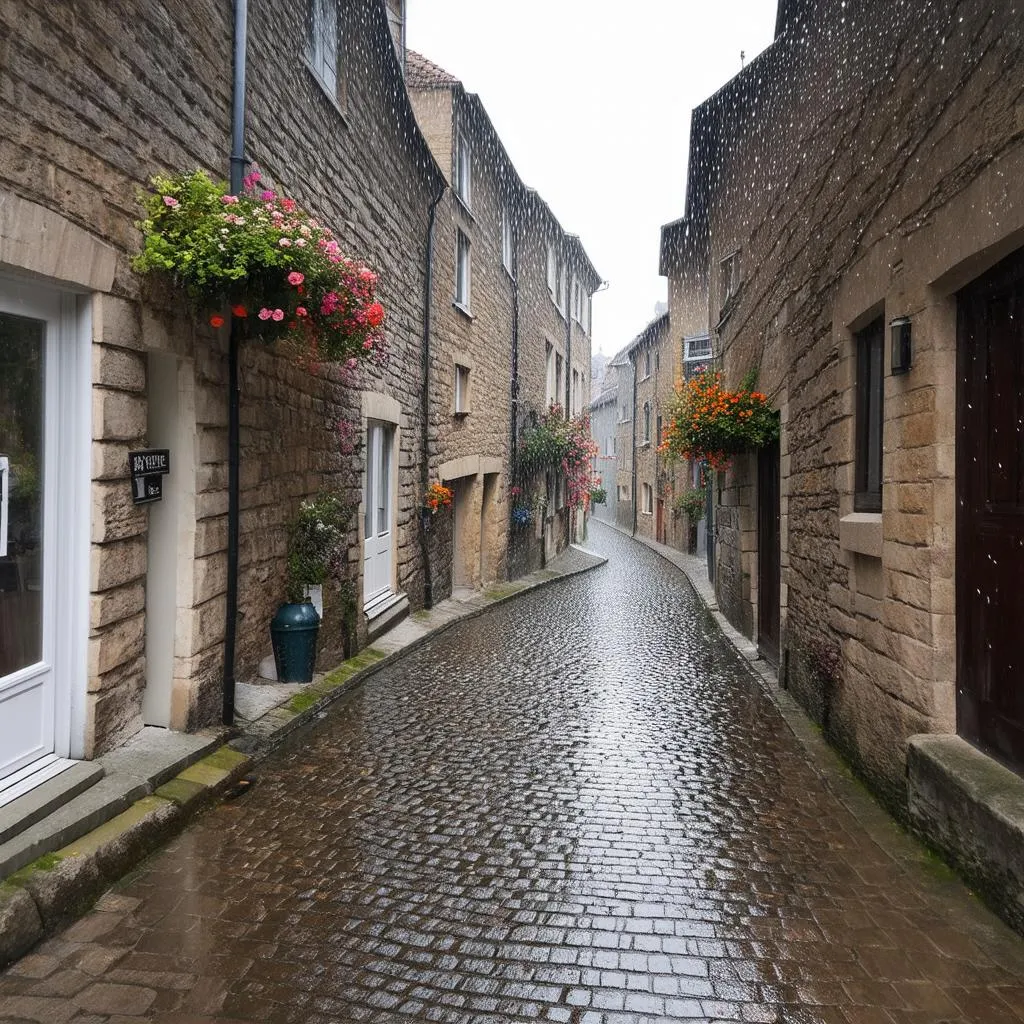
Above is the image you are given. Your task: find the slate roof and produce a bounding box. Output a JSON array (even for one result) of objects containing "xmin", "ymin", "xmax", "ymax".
[{"xmin": 406, "ymin": 50, "xmax": 460, "ymax": 88}]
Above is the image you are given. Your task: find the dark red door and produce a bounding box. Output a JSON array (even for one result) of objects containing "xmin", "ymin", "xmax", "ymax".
[
  {"xmin": 957, "ymin": 247, "xmax": 1024, "ymax": 772},
  {"xmin": 758, "ymin": 437, "xmax": 781, "ymax": 666}
]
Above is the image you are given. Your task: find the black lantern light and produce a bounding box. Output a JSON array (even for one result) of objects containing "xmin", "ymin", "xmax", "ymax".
[{"xmin": 890, "ymin": 316, "xmax": 912, "ymax": 375}]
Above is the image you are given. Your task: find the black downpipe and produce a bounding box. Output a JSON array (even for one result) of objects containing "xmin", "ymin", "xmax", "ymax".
[
  {"xmin": 418, "ymin": 184, "xmax": 446, "ymax": 610},
  {"xmin": 509, "ymin": 239, "xmax": 520, "ymax": 512},
  {"xmin": 222, "ymin": 0, "xmax": 248, "ymax": 726},
  {"xmin": 564, "ymin": 257, "xmax": 573, "ymax": 543}
]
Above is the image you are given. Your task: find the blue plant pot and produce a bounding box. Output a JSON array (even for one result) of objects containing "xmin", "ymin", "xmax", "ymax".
[{"xmin": 270, "ymin": 601, "xmax": 321, "ymax": 683}]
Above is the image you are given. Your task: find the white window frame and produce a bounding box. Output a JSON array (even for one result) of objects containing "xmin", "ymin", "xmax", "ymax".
[
  {"xmin": 546, "ymin": 244, "xmax": 557, "ymax": 299},
  {"xmin": 642, "ymin": 483, "xmax": 654, "ymax": 515},
  {"xmin": 307, "ymin": 0, "xmax": 339, "ymax": 97},
  {"xmin": 455, "ymin": 230, "xmax": 471, "ymax": 311},
  {"xmin": 545, "ymin": 343, "xmax": 555, "ymax": 408},
  {"xmin": 455, "ymin": 133, "xmax": 472, "ymax": 209}
]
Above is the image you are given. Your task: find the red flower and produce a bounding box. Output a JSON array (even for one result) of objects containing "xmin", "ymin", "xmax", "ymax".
[
  {"xmin": 365, "ymin": 302, "xmax": 385, "ymax": 328},
  {"xmin": 231, "ymin": 305, "xmax": 248, "ymax": 318},
  {"xmin": 209, "ymin": 314, "xmax": 225, "ymax": 328}
]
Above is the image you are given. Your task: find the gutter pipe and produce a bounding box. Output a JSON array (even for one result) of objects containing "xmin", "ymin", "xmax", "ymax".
[
  {"xmin": 223, "ymin": 0, "xmax": 248, "ymax": 726},
  {"xmin": 418, "ymin": 183, "xmax": 446, "ymax": 610}
]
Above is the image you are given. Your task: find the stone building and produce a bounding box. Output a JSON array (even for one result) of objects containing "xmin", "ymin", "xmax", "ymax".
[
  {"xmin": 405, "ymin": 53, "xmax": 600, "ymax": 586},
  {"xmin": 0, "ymin": 0, "xmax": 442, "ymax": 803},
  {"xmin": 588, "ymin": 380, "xmax": 619, "ymax": 528},
  {"xmin": 660, "ymin": 0, "xmax": 1024, "ymax": 927}
]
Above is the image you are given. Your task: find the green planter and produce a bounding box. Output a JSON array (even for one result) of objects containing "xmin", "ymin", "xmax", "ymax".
[{"xmin": 270, "ymin": 601, "xmax": 321, "ymax": 683}]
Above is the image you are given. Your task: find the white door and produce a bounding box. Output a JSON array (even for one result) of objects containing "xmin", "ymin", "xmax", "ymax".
[
  {"xmin": 363, "ymin": 421, "xmax": 394, "ymax": 603},
  {"xmin": 0, "ymin": 286, "xmax": 75, "ymax": 799}
]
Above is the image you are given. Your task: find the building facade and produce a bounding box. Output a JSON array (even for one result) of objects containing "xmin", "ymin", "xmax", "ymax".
[{"xmin": 660, "ymin": 0, "xmax": 1024, "ymax": 927}]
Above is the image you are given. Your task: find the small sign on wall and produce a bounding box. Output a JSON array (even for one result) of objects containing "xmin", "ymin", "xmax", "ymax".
[{"xmin": 129, "ymin": 449, "xmax": 170, "ymax": 505}]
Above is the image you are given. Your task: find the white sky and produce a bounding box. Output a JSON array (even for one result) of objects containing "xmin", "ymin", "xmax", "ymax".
[{"xmin": 405, "ymin": 1, "xmax": 778, "ymax": 357}]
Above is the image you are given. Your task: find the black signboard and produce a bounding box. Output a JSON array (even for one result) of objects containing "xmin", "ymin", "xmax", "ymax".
[{"xmin": 129, "ymin": 449, "xmax": 171, "ymax": 505}]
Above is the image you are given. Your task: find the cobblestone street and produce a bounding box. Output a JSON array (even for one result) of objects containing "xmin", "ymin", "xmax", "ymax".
[{"xmin": 2, "ymin": 523, "xmax": 1023, "ymax": 1023}]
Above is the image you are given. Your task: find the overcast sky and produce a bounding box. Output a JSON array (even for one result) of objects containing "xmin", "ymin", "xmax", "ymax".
[{"xmin": 405, "ymin": 1, "xmax": 778, "ymax": 357}]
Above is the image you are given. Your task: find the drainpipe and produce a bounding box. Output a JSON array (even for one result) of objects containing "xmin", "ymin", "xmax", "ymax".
[
  {"xmin": 222, "ymin": 0, "xmax": 248, "ymax": 726},
  {"xmin": 509, "ymin": 234, "xmax": 520, "ymax": 519},
  {"xmin": 418, "ymin": 183, "xmax": 446, "ymax": 610},
  {"xmin": 631, "ymin": 351, "xmax": 638, "ymax": 537}
]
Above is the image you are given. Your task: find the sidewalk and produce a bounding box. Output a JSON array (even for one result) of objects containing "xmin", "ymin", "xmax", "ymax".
[{"xmin": 0, "ymin": 544, "xmax": 607, "ymax": 967}]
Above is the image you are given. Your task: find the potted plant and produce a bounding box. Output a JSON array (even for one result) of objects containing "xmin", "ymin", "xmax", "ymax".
[{"xmin": 270, "ymin": 493, "xmax": 348, "ymax": 683}]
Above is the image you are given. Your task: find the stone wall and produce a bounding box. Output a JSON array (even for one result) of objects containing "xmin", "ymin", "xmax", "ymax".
[
  {"xmin": 681, "ymin": 0, "xmax": 1024, "ymax": 808},
  {"xmin": 1, "ymin": 0, "xmax": 439, "ymax": 755}
]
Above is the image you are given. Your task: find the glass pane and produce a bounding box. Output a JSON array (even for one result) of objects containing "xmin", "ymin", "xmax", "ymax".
[
  {"xmin": 364, "ymin": 426, "xmax": 375, "ymax": 539},
  {"xmin": 0, "ymin": 313, "xmax": 45, "ymax": 678},
  {"xmin": 377, "ymin": 428, "xmax": 391, "ymax": 534}
]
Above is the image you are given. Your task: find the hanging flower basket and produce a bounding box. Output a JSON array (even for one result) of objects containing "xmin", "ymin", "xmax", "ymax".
[
  {"xmin": 660, "ymin": 368, "xmax": 779, "ymax": 470},
  {"xmin": 132, "ymin": 169, "xmax": 386, "ymax": 368},
  {"xmin": 517, "ymin": 406, "xmax": 598, "ymax": 511},
  {"xmin": 423, "ymin": 483, "xmax": 453, "ymax": 515}
]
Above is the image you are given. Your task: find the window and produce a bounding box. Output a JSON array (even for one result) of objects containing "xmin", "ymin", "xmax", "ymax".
[
  {"xmin": 455, "ymin": 364, "xmax": 471, "ymax": 415},
  {"xmin": 582, "ymin": 293, "xmax": 591, "ymax": 334},
  {"xmin": 654, "ymin": 351, "xmax": 660, "ymax": 373},
  {"xmin": 501, "ymin": 206, "xmax": 513, "ymax": 273},
  {"xmin": 572, "ymin": 278, "xmax": 582, "ymax": 322},
  {"xmin": 546, "ymin": 244, "xmax": 557, "ymax": 298},
  {"xmin": 720, "ymin": 249, "xmax": 741, "ymax": 312},
  {"xmin": 455, "ymin": 230, "xmax": 471, "ymax": 310},
  {"xmin": 455, "ymin": 134, "xmax": 471, "ymax": 208},
  {"xmin": 641, "ymin": 483, "xmax": 653, "ymax": 514},
  {"xmin": 855, "ymin": 317, "xmax": 884, "ymax": 512},
  {"xmin": 643, "ymin": 402, "xmax": 651, "ymax": 444},
  {"xmin": 555, "ymin": 354, "xmax": 564, "ymax": 408},
  {"xmin": 643, "ymin": 350, "xmax": 652, "ymax": 379},
  {"xmin": 683, "ymin": 333, "xmax": 712, "ymax": 380},
  {"xmin": 545, "ymin": 342, "xmax": 556, "ymax": 407},
  {"xmin": 605, "ymin": 435, "xmax": 615, "ymax": 457},
  {"xmin": 557, "ymin": 264, "xmax": 567, "ymax": 315},
  {"xmin": 307, "ymin": 0, "xmax": 339, "ymax": 96}
]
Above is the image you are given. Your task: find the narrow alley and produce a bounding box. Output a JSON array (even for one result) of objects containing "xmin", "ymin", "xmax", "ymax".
[{"xmin": 1, "ymin": 523, "xmax": 1022, "ymax": 1024}]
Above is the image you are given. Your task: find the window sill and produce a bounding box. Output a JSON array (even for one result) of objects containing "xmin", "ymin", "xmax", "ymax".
[
  {"xmin": 839, "ymin": 512, "xmax": 882, "ymax": 558},
  {"xmin": 454, "ymin": 193, "xmax": 473, "ymax": 220},
  {"xmin": 304, "ymin": 61, "xmax": 348, "ymax": 125},
  {"xmin": 452, "ymin": 301, "xmax": 474, "ymax": 321}
]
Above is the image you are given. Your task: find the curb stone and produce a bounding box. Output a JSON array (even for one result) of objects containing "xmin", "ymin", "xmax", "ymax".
[{"xmin": 0, "ymin": 545, "xmax": 605, "ymax": 969}]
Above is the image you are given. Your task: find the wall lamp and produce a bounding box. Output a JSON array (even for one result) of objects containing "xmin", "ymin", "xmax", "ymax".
[{"xmin": 890, "ymin": 316, "xmax": 912, "ymax": 375}]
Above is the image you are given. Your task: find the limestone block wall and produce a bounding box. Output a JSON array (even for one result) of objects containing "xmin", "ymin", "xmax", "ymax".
[
  {"xmin": 1, "ymin": 0, "xmax": 440, "ymax": 756},
  {"xmin": 688, "ymin": 0, "xmax": 1024, "ymax": 808}
]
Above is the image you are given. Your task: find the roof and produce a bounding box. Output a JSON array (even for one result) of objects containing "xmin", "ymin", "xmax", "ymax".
[
  {"xmin": 626, "ymin": 311, "xmax": 670, "ymax": 356},
  {"xmin": 406, "ymin": 50, "xmax": 460, "ymax": 88}
]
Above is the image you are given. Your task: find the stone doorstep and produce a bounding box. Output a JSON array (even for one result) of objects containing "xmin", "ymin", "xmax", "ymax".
[
  {"xmin": 0, "ymin": 542, "xmax": 608, "ymax": 969},
  {"xmin": 0, "ymin": 744, "xmax": 252, "ymax": 968},
  {"xmin": 907, "ymin": 733, "xmax": 1024, "ymax": 934},
  {"xmin": 0, "ymin": 728, "xmax": 224, "ymax": 882}
]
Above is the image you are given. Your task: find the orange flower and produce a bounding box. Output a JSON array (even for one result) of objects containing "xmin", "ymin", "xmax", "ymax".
[{"xmin": 209, "ymin": 314, "xmax": 225, "ymax": 328}]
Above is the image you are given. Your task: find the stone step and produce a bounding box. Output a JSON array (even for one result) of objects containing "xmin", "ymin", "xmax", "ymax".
[
  {"xmin": 0, "ymin": 762, "xmax": 105, "ymax": 847},
  {"xmin": 0, "ymin": 728, "xmax": 223, "ymax": 880}
]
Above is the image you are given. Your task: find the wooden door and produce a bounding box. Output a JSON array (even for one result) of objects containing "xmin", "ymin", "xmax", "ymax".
[
  {"xmin": 957, "ymin": 247, "xmax": 1024, "ymax": 771},
  {"xmin": 757, "ymin": 438, "xmax": 781, "ymax": 666}
]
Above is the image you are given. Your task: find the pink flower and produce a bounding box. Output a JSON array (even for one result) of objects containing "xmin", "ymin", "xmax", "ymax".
[
  {"xmin": 296, "ymin": 306, "xmax": 308, "ymax": 317},
  {"xmin": 162, "ymin": 195, "xmax": 179, "ymax": 207},
  {"xmin": 294, "ymin": 238, "xmax": 306, "ymax": 247},
  {"xmin": 220, "ymin": 194, "xmax": 239, "ymax": 205},
  {"xmin": 281, "ymin": 198, "xmax": 297, "ymax": 213},
  {"xmin": 271, "ymin": 308, "xmax": 285, "ymax": 321},
  {"xmin": 287, "ymin": 272, "xmax": 304, "ymax": 286},
  {"xmin": 278, "ymin": 238, "xmax": 292, "ymax": 247},
  {"xmin": 260, "ymin": 190, "xmax": 276, "ymax": 201},
  {"xmin": 242, "ymin": 169, "xmax": 261, "ymax": 190},
  {"xmin": 258, "ymin": 308, "xmax": 272, "ymax": 321}
]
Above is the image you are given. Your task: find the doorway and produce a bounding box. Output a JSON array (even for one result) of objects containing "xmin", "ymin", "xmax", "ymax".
[
  {"xmin": 363, "ymin": 421, "xmax": 395, "ymax": 605},
  {"xmin": 956, "ymin": 246, "xmax": 1024, "ymax": 772},
  {"xmin": 0, "ymin": 281, "xmax": 86, "ymax": 802},
  {"xmin": 757, "ymin": 437, "xmax": 781, "ymax": 666}
]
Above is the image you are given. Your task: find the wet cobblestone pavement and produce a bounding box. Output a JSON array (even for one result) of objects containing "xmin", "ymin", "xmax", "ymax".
[{"xmin": 3, "ymin": 522, "xmax": 1024, "ymax": 1023}]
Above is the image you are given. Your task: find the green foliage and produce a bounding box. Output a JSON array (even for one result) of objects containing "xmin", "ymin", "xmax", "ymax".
[
  {"xmin": 673, "ymin": 488, "xmax": 706, "ymax": 522},
  {"xmin": 518, "ymin": 409, "xmax": 571, "ymax": 478},
  {"xmin": 589, "ymin": 485, "xmax": 607, "ymax": 505},
  {"xmin": 285, "ymin": 493, "xmax": 351, "ymax": 603}
]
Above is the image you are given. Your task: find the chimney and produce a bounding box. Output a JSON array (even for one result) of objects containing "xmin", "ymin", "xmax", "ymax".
[{"xmin": 386, "ymin": 0, "xmax": 406, "ymax": 73}]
